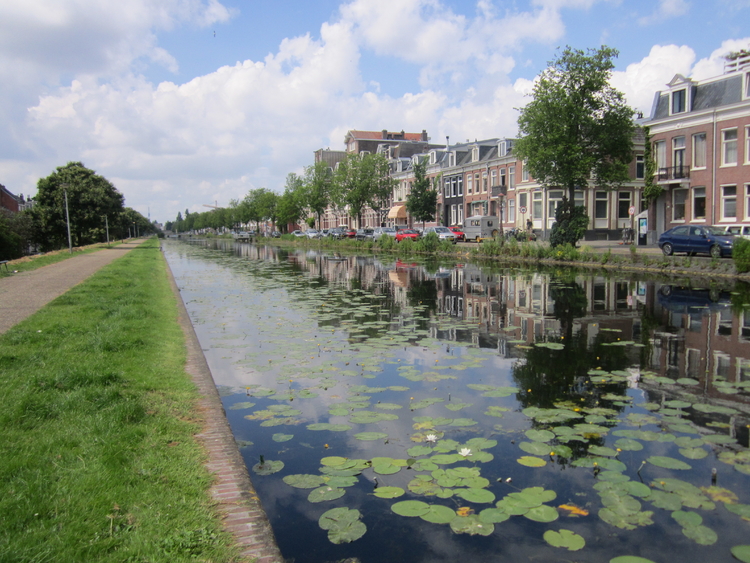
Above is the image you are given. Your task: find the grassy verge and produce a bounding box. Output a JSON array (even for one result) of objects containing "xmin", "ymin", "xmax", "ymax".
[
  {"xmin": 0, "ymin": 239, "xmax": 239, "ymax": 562},
  {"xmin": 0, "ymin": 242, "xmax": 127, "ymax": 279}
]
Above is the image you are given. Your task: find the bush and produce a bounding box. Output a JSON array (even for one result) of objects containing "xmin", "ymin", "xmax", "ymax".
[
  {"xmin": 549, "ymin": 200, "xmax": 588, "ymax": 247},
  {"xmin": 416, "ymin": 231, "xmax": 440, "ymax": 253},
  {"xmin": 397, "ymin": 237, "xmax": 415, "ymax": 256},
  {"xmin": 478, "ymin": 238, "xmax": 503, "ymax": 256},
  {"xmin": 376, "ymin": 234, "xmax": 397, "ymax": 251},
  {"xmin": 734, "ymin": 238, "xmax": 750, "ymax": 273}
]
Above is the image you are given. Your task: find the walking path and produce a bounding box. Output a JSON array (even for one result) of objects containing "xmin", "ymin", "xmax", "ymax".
[{"xmin": 0, "ymin": 242, "xmax": 284, "ymax": 563}]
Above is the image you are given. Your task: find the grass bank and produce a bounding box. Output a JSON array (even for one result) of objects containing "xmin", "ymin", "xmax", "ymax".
[{"xmin": 0, "ymin": 239, "xmax": 239, "ymax": 562}]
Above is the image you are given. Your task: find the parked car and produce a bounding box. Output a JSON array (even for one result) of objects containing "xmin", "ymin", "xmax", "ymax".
[
  {"xmin": 327, "ymin": 227, "xmax": 344, "ymax": 239},
  {"xmin": 291, "ymin": 230, "xmax": 305, "ymax": 237},
  {"xmin": 344, "ymin": 228, "xmax": 357, "ymax": 238},
  {"xmin": 722, "ymin": 224, "xmax": 750, "ymax": 238},
  {"xmin": 450, "ymin": 226, "xmax": 466, "ymax": 241},
  {"xmin": 271, "ymin": 231, "xmax": 281, "ymax": 238},
  {"xmin": 423, "ymin": 226, "xmax": 457, "ymax": 243},
  {"xmin": 355, "ymin": 228, "xmax": 374, "ymax": 241},
  {"xmin": 658, "ymin": 225, "xmax": 734, "ymax": 258},
  {"xmin": 395, "ymin": 229, "xmax": 420, "ymax": 242},
  {"xmin": 373, "ymin": 227, "xmax": 398, "ymax": 239},
  {"xmin": 305, "ymin": 229, "xmax": 321, "ymax": 239}
]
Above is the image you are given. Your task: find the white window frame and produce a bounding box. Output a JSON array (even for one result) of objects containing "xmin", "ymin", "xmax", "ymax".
[
  {"xmin": 508, "ymin": 199, "xmax": 515, "ymax": 222},
  {"xmin": 672, "ymin": 187, "xmax": 687, "ymax": 221},
  {"xmin": 746, "ymin": 125, "xmax": 750, "ymax": 165},
  {"xmin": 722, "ymin": 128, "xmax": 738, "ymax": 166},
  {"xmin": 655, "ymin": 140, "xmax": 666, "ymax": 173},
  {"xmin": 457, "ymin": 176, "xmax": 463, "ymax": 197},
  {"xmin": 671, "ymin": 88, "xmax": 686, "ymax": 114},
  {"xmin": 466, "ymin": 174, "xmax": 473, "ymax": 195},
  {"xmin": 722, "ymin": 185, "xmax": 737, "ymax": 221},
  {"xmin": 472, "ymin": 146, "xmax": 479, "ymax": 162},
  {"xmin": 595, "ymin": 191, "xmax": 607, "ymax": 219},
  {"xmin": 693, "ymin": 187, "xmax": 706, "ymax": 221},
  {"xmin": 636, "ymin": 155, "xmax": 645, "ymax": 179},
  {"xmin": 692, "ymin": 133, "xmax": 706, "ymax": 169},
  {"xmin": 508, "ymin": 166, "xmax": 515, "ymax": 190},
  {"xmin": 482, "ymin": 171, "xmax": 488, "ymax": 194}
]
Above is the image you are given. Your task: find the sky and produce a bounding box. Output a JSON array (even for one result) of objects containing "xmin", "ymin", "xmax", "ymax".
[{"xmin": 1, "ymin": 0, "xmax": 749, "ymax": 224}]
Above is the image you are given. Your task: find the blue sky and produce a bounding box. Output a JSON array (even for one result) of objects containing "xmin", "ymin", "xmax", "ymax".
[{"xmin": 0, "ymin": 0, "xmax": 748, "ymax": 223}]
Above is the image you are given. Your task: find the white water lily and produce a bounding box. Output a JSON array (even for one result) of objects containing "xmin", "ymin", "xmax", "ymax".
[
  {"xmin": 425, "ymin": 434, "xmax": 437, "ymax": 443},
  {"xmin": 459, "ymin": 448, "xmax": 472, "ymax": 457}
]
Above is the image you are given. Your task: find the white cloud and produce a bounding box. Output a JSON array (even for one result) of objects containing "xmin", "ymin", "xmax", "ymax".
[{"xmin": 638, "ymin": 0, "xmax": 689, "ymax": 25}]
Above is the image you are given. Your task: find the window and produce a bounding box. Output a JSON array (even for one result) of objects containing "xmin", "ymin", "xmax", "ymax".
[
  {"xmin": 508, "ymin": 199, "xmax": 515, "ymax": 222},
  {"xmin": 722, "ymin": 185, "xmax": 737, "ymax": 219},
  {"xmin": 522, "ymin": 161, "xmax": 529, "ymax": 182},
  {"xmin": 451, "ymin": 205, "xmax": 457, "ymax": 225},
  {"xmin": 636, "ymin": 155, "xmax": 645, "ymax": 179},
  {"xmin": 723, "ymin": 129, "xmax": 738, "ymax": 166},
  {"xmin": 655, "ymin": 140, "xmax": 666, "ymax": 175},
  {"xmin": 519, "ymin": 192, "xmax": 527, "ymax": 212},
  {"xmin": 532, "ymin": 191, "xmax": 542, "ymax": 219},
  {"xmin": 671, "ymin": 89, "xmax": 686, "ymax": 114},
  {"xmin": 693, "ymin": 133, "xmax": 706, "ymax": 169},
  {"xmin": 693, "ymin": 187, "xmax": 706, "ymax": 220},
  {"xmin": 444, "ymin": 179, "xmax": 450, "ymax": 198},
  {"xmin": 472, "ymin": 146, "xmax": 479, "ymax": 162},
  {"xmin": 618, "ymin": 191, "xmax": 632, "ymax": 219},
  {"xmin": 746, "ymin": 126, "xmax": 750, "ymax": 164},
  {"xmin": 482, "ymin": 172, "xmax": 488, "ymax": 193},
  {"xmin": 451, "ymin": 177, "xmax": 457, "ymax": 198},
  {"xmin": 673, "ymin": 137, "xmax": 686, "ymax": 177},
  {"xmin": 595, "ymin": 191, "xmax": 607, "ymax": 219},
  {"xmin": 500, "ymin": 168, "xmax": 506, "ymax": 186},
  {"xmin": 458, "ymin": 204, "xmax": 464, "ymax": 225},
  {"xmin": 466, "ymin": 174, "xmax": 473, "ymax": 195},
  {"xmin": 449, "ymin": 152, "xmax": 456, "ymax": 167},
  {"xmin": 491, "ymin": 170, "xmax": 497, "ymax": 188},
  {"xmin": 509, "ymin": 166, "xmax": 515, "ymax": 189},
  {"xmin": 672, "ymin": 188, "xmax": 687, "ymax": 221},
  {"xmin": 457, "ymin": 177, "xmax": 462, "ymax": 197},
  {"xmin": 548, "ymin": 190, "xmax": 563, "ymax": 219},
  {"xmin": 474, "ymin": 174, "xmax": 479, "ymax": 195},
  {"xmin": 746, "ymin": 184, "xmax": 750, "ymax": 218}
]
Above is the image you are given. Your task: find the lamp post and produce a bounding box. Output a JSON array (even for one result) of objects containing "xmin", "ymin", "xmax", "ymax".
[
  {"xmin": 62, "ymin": 183, "xmax": 72, "ymax": 254},
  {"xmin": 102, "ymin": 215, "xmax": 110, "ymax": 246}
]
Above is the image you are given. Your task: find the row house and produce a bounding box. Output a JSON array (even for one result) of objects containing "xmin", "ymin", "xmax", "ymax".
[
  {"xmin": 644, "ymin": 53, "xmax": 750, "ymax": 238},
  {"xmin": 388, "ymin": 134, "xmax": 645, "ymax": 240}
]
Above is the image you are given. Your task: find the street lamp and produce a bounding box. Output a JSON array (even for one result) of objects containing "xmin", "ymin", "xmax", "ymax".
[
  {"xmin": 62, "ymin": 183, "xmax": 72, "ymax": 254},
  {"xmin": 101, "ymin": 215, "xmax": 110, "ymax": 246}
]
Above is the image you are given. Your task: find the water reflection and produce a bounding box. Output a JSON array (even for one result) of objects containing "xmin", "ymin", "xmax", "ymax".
[{"xmin": 166, "ymin": 239, "xmax": 750, "ymax": 563}]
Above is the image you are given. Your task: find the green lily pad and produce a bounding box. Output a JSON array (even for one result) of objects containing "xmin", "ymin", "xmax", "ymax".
[
  {"xmin": 392, "ymin": 500, "xmax": 431, "ymax": 517},
  {"xmin": 525, "ymin": 429, "xmax": 555, "ymax": 442},
  {"xmin": 520, "ymin": 441, "xmax": 554, "ymax": 456},
  {"xmin": 308, "ymin": 486, "xmax": 346, "ymax": 503},
  {"xmin": 672, "ymin": 510, "xmax": 702, "ymax": 528},
  {"xmin": 589, "ymin": 445, "xmax": 618, "ymax": 457},
  {"xmin": 372, "ymin": 462, "xmax": 401, "ymax": 475},
  {"xmin": 272, "ymin": 433, "xmax": 294, "ymax": 442},
  {"xmin": 525, "ymin": 504, "xmax": 559, "ymax": 523},
  {"xmin": 449, "ymin": 514, "xmax": 494, "ymax": 535},
  {"xmin": 614, "ymin": 438, "xmax": 643, "ymax": 451},
  {"xmin": 431, "ymin": 453, "xmax": 462, "ymax": 465},
  {"xmin": 517, "ymin": 456, "xmax": 546, "ymax": 467},
  {"xmin": 419, "ymin": 504, "xmax": 457, "ymax": 524},
  {"xmin": 349, "ymin": 411, "xmax": 398, "ymax": 424},
  {"xmin": 465, "ymin": 437, "xmax": 498, "ymax": 450},
  {"xmin": 682, "ymin": 524, "xmax": 718, "ymax": 545},
  {"xmin": 372, "ymin": 486, "xmax": 405, "ymax": 499},
  {"xmin": 407, "ymin": 445, "xmax": 434, "ymax": 457},
  {"xmin": 479, "ymin": 508, "xmax": 510, "ymax": 523},
  {"xmin": 374, "ymin": 402, "xmax": 402, "ymax": 410},
  {"xmin": 679, "ymin": 447, "xmax": 708, "ymax": 460},
  {"xmin": 319, "ymin": 506, "xmax": 360, "ymax": 530},
  {"xmin": 307, "ymin": 422, "xmax": 352, "ymax": 432},
  {"xmin": 283, "ymin": 474, "xmax": 326, "ymax": 489},
  {"xmin": 731, "ymin": 545, "xmax": 750, "ymax": 563},
  {"xmin": 229, "ymin": 401, "xmax": 256, "ymax": 410},
  {"xmin": 320, "ymin": 456, "xmax": 348, "ymax": 467},
  {"xmin": 610, "ymin": 558, "xmax": 657, "ymax": 563},
  {"xmin": 454, "ymin": 488, "xmax": 496, "ymax": 504},
  {"xmin": 252, "ymin": 459, "xmax": 284, "ymax": 475},
  {"xmin": 445, "ymin": 402, "xmax": 472, "ymax": 411},
  {"xmin": 450, "ymin": 418, "xmax": 478, "ymax": 427},
  {"xmin": 543, "ymin": 529, "xmax": 585, "ymax": 551},
  {"xmin": 354, "ymin": 431, "xmax": 388, "ymax": 441},
  {"xmin": 327, "ymin": 518, "xmax": 366, "ymax": 544},
  {"xmin": 647, "ymin": 456, "xmax": 692, "ymax": 470}
]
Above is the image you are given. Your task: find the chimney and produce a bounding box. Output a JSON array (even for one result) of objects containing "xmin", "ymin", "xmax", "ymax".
[
  {"xmin": 446, "ymin": 136, "xmax": 450, "ymax": 151},
  {"xmin": 382, "ymin": 129, "xmax": 388, "ymax": 140},
  {"xmin": 421, "ymin": 129, "xmax": 428, "ymax": 142}
]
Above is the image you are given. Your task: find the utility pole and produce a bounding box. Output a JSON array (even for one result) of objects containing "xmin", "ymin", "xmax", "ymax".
[
  {"xmin": 62, "ymin": 184, "xmax": 72, "ymax": 253},
  {"xmin": 102, "ymin": 215, "xmax": 110, "ymax": 246}
]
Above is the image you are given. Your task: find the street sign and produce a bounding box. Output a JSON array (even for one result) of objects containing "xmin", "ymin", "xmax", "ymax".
[
  {"xmin": 629, "ymin": 206, "xmax": 636, "ymax": 216},
  {"xmin": 520, "ymin": 206, "xmax": 527, "ymax": 214}
]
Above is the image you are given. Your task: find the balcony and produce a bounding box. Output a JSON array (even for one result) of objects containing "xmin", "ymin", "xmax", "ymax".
[{"xmin": 657, "ymin": 166, "xmax": 690, "ymax": 181}]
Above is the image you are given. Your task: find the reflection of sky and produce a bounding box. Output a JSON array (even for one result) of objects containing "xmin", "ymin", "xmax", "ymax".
[{"xmin": 164, "ymin": 241, "xmax": 750, "ymax": 563}]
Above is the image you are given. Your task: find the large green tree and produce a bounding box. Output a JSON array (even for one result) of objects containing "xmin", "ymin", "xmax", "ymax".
[
  {"xmin": 30, "ymin": 162, "xmax": 126, "ymax": 251},
  {"xmin": 332, "ymin": 153, "xmax": 395, "ymax": 226},
  {"xmin": 406, "ymin": 159, "xmax": 437, "ymax": 228},
  {"xmin": 514, "ymin": 46, "xmax": 635, "ymax": 246},
  {"xmin": 303, "ymin": 161, "xmax": 332, "ymax": 229},
  {"xmin": 275, "ymin": 174, "xmax": 306, "ymax": 232}
]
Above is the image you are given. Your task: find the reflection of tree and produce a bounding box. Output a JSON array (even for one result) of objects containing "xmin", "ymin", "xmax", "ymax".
[
  {"xmin": 407, "ymin": 278, "xmax": 438, "ymax": 331},
  {"xmin": 549, "ymin": 279, "xmax": 588, "ymax": 340}
]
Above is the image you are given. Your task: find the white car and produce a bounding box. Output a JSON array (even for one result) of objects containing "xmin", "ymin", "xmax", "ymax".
[
  {"xmin": 423, "ymin": 226, "xmax": 457, "ymax": 242},
  {"xmin": 305, "ymin": 229, "xmax": 321, "ymax": 239}
]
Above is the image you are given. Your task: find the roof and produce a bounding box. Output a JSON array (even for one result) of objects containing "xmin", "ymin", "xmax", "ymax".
[
  {"xmin": 346, "ymin": 130, "xmax": 425, "ymax": 142},
  {"xmin": 650, "ymin": 72, "xmax": 745, "ymax": 120}
]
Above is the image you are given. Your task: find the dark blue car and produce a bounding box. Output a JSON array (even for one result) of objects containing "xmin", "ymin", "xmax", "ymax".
[{"xmin": 658, "ymin": 225, "xmax": 734, "ymax": 258}]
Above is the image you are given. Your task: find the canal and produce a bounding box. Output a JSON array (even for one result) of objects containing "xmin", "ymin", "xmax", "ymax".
[{"xmin": 164, "ymin": 239, "xmax": 750, "ymax": 563}]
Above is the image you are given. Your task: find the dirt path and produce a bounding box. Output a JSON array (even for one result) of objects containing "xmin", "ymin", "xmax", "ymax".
[{"xmin": 0, "ymin": 242, "xmax": 143, "ymax": 335}]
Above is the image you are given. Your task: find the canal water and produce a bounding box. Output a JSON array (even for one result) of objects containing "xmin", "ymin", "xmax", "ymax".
[{"xmin": 164, "ymin": 239, "xmax": 750, "ymax": 563}]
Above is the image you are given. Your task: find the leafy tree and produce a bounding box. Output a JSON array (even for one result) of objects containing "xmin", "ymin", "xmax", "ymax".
[
  {"xmin": 332, "ymin": 153, "xmax": 395, "ymax": 226},
  {"xmin": 303, "ymin": 161, "xmax": 332, "ymax": 229},
  {"xmin": 406, "ymin": 159, "xmax": 437, "ymax": 228},
  {"xmin": 29, "ymin": 162, "xmax": 125, "ymax": 251},
  {"xmin": 275, "ymin": 174, "xmax": 306, "ymax": 232},
  {"xmin": 515, "ymin": 46, "xmax": 635, "ymax": 246}
]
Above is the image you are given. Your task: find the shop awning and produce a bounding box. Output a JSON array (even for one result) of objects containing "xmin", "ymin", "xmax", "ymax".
[{"xmin": 387, "ymin": 205, "xmax": 407, "ymax": 219}]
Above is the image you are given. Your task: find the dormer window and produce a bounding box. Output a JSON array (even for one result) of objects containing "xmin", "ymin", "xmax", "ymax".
[
  {"xmin": 671, "ymin": 89, "xmax": 686, "ymax": 114},
  {"xmin": 472, "ymin": 146, "xmax": 479, "ymax": 162},
  {"xmin": 745, "ymin": 71, "xmax": 750, "ymax": 99},
  {"xmin": 429, "ymin": 151, "xmax": 437, "ymax": 165},
  {"xmin": 499, "ymin": 141, "xmax": 507, "ymax": 157},
  {"xmin": 449, "ymin": 152, "xmax": 456, "ymax": 167}
]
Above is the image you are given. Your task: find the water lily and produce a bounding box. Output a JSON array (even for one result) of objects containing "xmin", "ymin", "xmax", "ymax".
[
  {"xmin": 459, "ymin": 448, "xmax": 472, "ymax": 457},
  {"xmin": 425, "ymin": 434, "xmax": 437, "ymax": 443}
]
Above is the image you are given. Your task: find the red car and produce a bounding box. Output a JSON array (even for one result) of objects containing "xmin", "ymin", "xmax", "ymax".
[
  {"xmin": 450, "ymin": 227, "xmax": 466, "ymax": 241},
  {"xmin": 344, "ymin": 228, "xmax": 357, "ymax": 238},
  {"xmin": 395, "ymin": 229, "xmax": 420, "ymax": 242}
]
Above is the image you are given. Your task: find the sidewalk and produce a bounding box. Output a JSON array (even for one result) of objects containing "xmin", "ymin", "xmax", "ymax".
[{"xmin": 0, "ymin": 241, "xmax": 284, "ymax": 563}]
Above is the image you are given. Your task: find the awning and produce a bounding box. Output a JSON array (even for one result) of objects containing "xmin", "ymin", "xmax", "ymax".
[{"xmin": 387, "ymin": 205, "xmax": 407, "ymax": 219}]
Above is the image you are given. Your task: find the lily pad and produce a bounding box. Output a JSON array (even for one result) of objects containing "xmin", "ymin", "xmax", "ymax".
[
  {"xmin": 327, "ymin": 519, "xmax": 366, "ymax": 544},
  {"xmin": 479, "ymin": 508, "xmax": 510, "ymax": 523},
  {"xmin": 354, "ymin": 431, "xmax": 389, "ymax": 441},
  {"xmin": 543, "ymin": 529, "xmax": 586, "ymax": 551},
  {"xmin": 682, "ymin": 524, "xmax": 718, "ymax": 545},
  {"xmin": 454, "ymin": 488, "xmax": 496, "ymax": 504},
  {"xmin": 252, "ymin": 459, "xmax": 284, "ymax": 475},
  {"xmin": 272, "ymin": 433, "xmax": 294, "ymax": 442},
  {"xmin": 517, "ymin": 456, "xmax": 546, "ymax": 467},
  {"xmin": 526, "ymin": 429, "xmax": 555, "ymax": 442},
  {"xmin": 419, "ymin": 504, "xmax": 457, "ymax": 524},
  {"xmin": 283, "ymin": 474, "xmax": 326, "ymax": 489},
  {"xmin": 525, "ymin": 504, "xmax": 559, "ymax": 523},
  {"xmin": 520, "ymin": 441, "xmax": 554, "ymax": 456},
  {"xmin": 372, "ymin": 486, "xmax": 405, "ymax": 499},
  {"xmin": 731, "ymin": 545, "xmax": 750, "ymax": 563},
  {"xmin": 610, "ymin": 558, "xmax": 657, "ymax": 563},
  {"xmin": 392, "ymin": 500, "xmax": 431, "ymax": 517},
  {"xmin": 449, "ymin": 514, "xmax": 494, "ymax": 536},
  {"xmin": 647, "ymin": 456, "xmax": 692, "ymax": 470},
  {"xmin": 308, "ymin": 486, "xmax": 346, "ymax": 503}
]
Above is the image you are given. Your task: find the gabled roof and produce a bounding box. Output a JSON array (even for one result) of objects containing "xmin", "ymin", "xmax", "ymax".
[{"xmin": 650, "ymin": 71, "xmax": 745, "ymax": 120}]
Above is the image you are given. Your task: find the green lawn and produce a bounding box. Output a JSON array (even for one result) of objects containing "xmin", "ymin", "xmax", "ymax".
[{"xmin": 0, "ymin": 239, "xmax": 240, "ymax": 562}]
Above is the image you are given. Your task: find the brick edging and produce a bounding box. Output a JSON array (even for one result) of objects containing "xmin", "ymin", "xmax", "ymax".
[{"xmin": 163, "ymin": 252, "xmax": 285, "ymax": 563}]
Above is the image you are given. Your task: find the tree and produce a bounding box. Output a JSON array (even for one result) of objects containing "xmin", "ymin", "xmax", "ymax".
[
  {"xmin": 406, "ymin": 159, "xmax": 437, "ymax": 228},
  {"xmin": 275, "ymin": 174, "xmax": 306, "ymax": 232},
  {"xmin": 332, "ymin": 153, "xmax": 395, "ymax": 226},
  {"xmin": 303, "ymin": 161, "xmax": 332, "ymax": 229},
  {"xmin": 29, "ymin": 162, "xmax": 125, "ymax": 251},
  {"xmin": 514, "ymin": 46, "xmax": 635, "ymax": 246}
]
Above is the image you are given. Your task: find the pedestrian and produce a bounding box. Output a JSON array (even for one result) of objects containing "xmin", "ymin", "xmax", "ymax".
[{"xmin": 526, "ymin": 218, "xmax": 532, "ymax": 232}]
